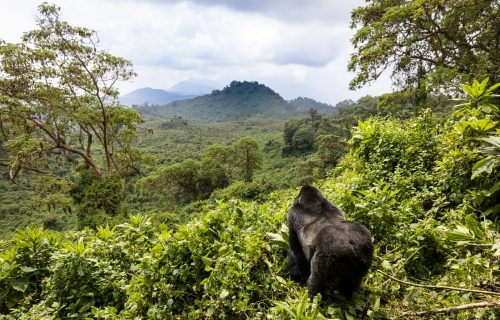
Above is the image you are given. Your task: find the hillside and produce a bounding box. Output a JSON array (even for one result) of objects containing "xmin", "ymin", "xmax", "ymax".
[
  {"xmin": 0, "ymin": 91, "xmax": 458, "ymax": 239},
  {"xmin": 288, "ymin": 96, "xmax": 335, "ymax": 115},
  {"xmin": 119, "ymin": 87, "xmax": 197, "ymax": 106},
  {"xmin": 135, "ymin": 81, "xmax": 306, "ymax": 121},
  {"xmin": 135, "ymin": 115, "xmax": 283, "ymax": 165},
  {"xmin": 1, "ymin": 104, "xmax": 498, "ymax": 318}
]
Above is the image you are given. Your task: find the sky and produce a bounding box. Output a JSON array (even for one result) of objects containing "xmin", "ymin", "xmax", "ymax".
[{"xmin": 0, "ymin": 0, "xmax": 393, "ymax": 104}]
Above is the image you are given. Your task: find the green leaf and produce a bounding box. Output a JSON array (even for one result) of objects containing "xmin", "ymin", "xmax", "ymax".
[
  {"xmin": 345, "ymin": 312, "xmax": 355, "ymax": 320},
  {"xmin": 20, "ymin": 266, "xmax": 38, "ymax": 273},
  {"xmin": 206, "ymin": 307, "xmax": 215, "ymax": 316},
  {"xmin": 484, "ymin": 204, "xmax": 500, "ymax": 217},
  {"xmin": 267, "ymin": 232, "xmax": 289, "ymax": 249},
  {"xmin": 445, "ymin": 225, "xmax": 473, "ymax": 242},
  {"xmin": 381, "ymin": 260, "xmax": 392, "ymax": 270},
  {"xmin": 493, "ymin": 240, "xmax": 500, "ymax": 257},
  {"xmin": 219, "ymin": 289, "xmax": 229, "ymax": 299},
  {"xmin": 479, "ymin": 77, "xmax": 489, "ymax": 94},
  {"xmin": 484, "ymin": 82, "xmax": 500, "ymax": 95},
  {"xmin": 464, "ymin": 214, "xmax": 485, "ymax": 239},
  {"xmin": 297, "ymin": 290, "xmax": 308, "ymax": 316},
  {"xmin": 461, "ymin": 84, "xmax": 475, "ymax": 97},
  {"xmin": 373, "ymin": 296, "xmax": 380, "ymax": 312},
  {"xmin": 471, "ymin": 157, "xmax": 496, "ymax": 179},
  {"xmin": 11, "ymin": 278, "xmax": 29, "ymax": 292},
  {"xmin": 274, "ymin": 301, "xmax": 296, "ymax": 318},
  {"xmin": 480, "ymin": 136, "xmax": 500, "ymax": 148}
]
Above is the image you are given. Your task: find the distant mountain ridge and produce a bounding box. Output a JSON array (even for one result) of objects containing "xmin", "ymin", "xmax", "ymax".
[
  {"xmin": 134, "ymin": 81, "xmax": 307, "ymax": 121},
  {"xmin": 119, "ymin": 79, "xmax": 219, "ymax": 106},
  {"xmin": 119, "ymin": 87, "xmax": 197, "ymax": 106},
  {"xmin": 168, "ymin": 78, "xmax": 220, "ymax": 95},
  {"xmin": 288, "ymin": 97, "xmax": 335, "ymax": 115}
]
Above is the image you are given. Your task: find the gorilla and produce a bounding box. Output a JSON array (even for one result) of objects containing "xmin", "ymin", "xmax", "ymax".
[{"xmin": 288, "ymin": 185, "xmax": 373, "ymax": 301}]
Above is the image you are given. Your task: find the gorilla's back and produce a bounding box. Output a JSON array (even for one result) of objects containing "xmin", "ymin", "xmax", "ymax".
[{"xmin": 314, "ymin": 221, "xmax": 373, "ymax": 293}]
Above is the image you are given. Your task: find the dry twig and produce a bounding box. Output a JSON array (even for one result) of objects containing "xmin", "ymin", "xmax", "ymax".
[
  {"xmin": 403, "ymin": 301, "xmax": 500, "ymax": 317},
  {"xmin": 378, "ymin": 270, "xmax": 500, "ymax": 296}
]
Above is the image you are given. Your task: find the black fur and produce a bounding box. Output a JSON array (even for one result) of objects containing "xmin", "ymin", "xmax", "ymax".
[{"xmin": 287, "ymin": 185, "xmax": 373, "ymax": 301}]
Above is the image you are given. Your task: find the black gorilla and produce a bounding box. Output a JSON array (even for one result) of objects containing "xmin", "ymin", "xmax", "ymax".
[{"xmin": 288, "ymin": 185, "xmax": 373, "ymax": 300}]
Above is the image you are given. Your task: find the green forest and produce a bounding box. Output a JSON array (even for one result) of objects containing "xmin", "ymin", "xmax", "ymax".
[{"xmin": 0, "ymin": 1, "xmax": 499, "ymax": 319}]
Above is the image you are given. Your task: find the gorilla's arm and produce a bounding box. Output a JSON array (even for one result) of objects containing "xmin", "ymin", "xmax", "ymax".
[{"xmin": 288, "ymin": 220, "xmax": 310, "ymax": 284}]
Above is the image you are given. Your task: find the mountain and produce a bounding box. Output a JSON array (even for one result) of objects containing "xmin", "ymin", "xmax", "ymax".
[
  {"xmin": 167, "ymin": 78, "xmax": 219, "ymax": 95},
  {"xmin": 119, "ymin": 87, "xmax": 196, "ymax": 106},
  {"xmin": 288, "ymin": 97, "xmax": 335, "ymax": 115},
  {"xmin": 134, "ymin": 81, "xmax": 305, "ymax": 121}
]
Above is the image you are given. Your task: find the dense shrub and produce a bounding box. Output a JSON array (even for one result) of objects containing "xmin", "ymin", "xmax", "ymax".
[
  {"xmin": 72, "ymin": 170, "xmax": 126, "ymax": 228},
  {"xmin": 0, "ymin": 80, "xmax": 498, "ymax": 319},
  {"xmin": 291, "ymin": 126, "xmax": 315, "ymax": 151}
]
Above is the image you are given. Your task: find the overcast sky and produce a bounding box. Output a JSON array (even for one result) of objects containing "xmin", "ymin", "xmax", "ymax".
[{"xmin": 0, "ymin": 0, "xmax": 392, "ymax": 104}]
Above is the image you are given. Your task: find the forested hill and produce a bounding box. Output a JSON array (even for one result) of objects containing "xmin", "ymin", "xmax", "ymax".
[
  {"xmin": 288, "ymin": 97, "xmax": 335, "ymax": 115},
  {"xmin": 134, "ymin": 81, "xmax": 308, "ymax": 121}
]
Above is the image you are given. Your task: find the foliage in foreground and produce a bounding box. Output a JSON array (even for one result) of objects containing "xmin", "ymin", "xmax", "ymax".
[{"xmin": 0, "ymin": 81, "xmax": 499, "ymax": 319}]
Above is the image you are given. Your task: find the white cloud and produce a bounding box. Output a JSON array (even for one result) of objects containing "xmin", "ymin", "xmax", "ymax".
[
  {"xmin": 129, "ymin": 0, "xmax": 363, "ymax": 24},
  {"xmin": 0, "ymin": 0, "xmax": 391, "ymax": 103}
]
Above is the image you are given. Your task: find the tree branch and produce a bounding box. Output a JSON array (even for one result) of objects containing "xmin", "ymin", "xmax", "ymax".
[
  {"xmin": 31, "ymin": 117, "xmax": 101, "ymax": 178},
  {"xmin": 403, "ymin": 301, "xmax": 500, "ymax": 317},
  {"xmin": 378, "ymin": 270, "xmax": 500, "ymax": 296},
  {"xmin": 31, "ymin": 117, "xmax": 59, "ymax": 144},
  {"xmin": 22, "ymin": 165, "xmax": 52, "ymax": 175},
  {"xmin": 380, "ymin": 247, "xmax": 422, "ymax": 287}
]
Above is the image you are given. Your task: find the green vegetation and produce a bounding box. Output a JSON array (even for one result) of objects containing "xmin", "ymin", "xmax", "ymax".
[
  {"xmin": 135, "ymin": 81, "xmax": 305, "ymax": 121},
  {"xmin": 288, "ymin": 97, "xmax": 335, "ymax": 115},
  {"xmin": 0, "ymin": 1, "xmax": 499, "ymax": 319},
  {"xmin": 136, "ymin": 136, "xmax": 262, "ymax": 213},
  {"xmin": 0, "ymin": 3, "xmax": 149, "ymax": 235},
  {"xmin": 0, "ymin": 88, "xmax": 468, "ymax": 238},
  {"xmin": 0, "ymin": 3, "xmax": 144, "ymax": 182},
  {"xmin": 349, "ymin": 0, "xmax": 499, "ymax": 91},
  {"xmin": 0, "ymin": 80, "xmax": 498, "ymax": 319},
  {"xmin": 72, "ymin": 170, "xmax": 127, "ymax": 229}
]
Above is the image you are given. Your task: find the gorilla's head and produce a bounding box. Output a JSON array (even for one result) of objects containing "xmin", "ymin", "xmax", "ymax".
[
  {"xmin": 294, "ymin": 185, "xmax": 343, "ymax": 217},
  {"xmin": 294, "ymin": 185, "xmax": 325, "ymax": 213}
]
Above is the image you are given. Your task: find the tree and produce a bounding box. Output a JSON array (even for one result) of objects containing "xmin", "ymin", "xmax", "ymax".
[
  {"xmin": 349, "ymin": 0, "xmax": 499, "ymax": 91},
  {"xmin": 138, "ymin": 159, "xmax": 201, "ymax": 205},
  {"xmin": 232, "ymin": 137, "xmax": 263, "ymax": 182},
  {"xmin": 0, "ymin": 3, "xmax": 142, "ymax": 183},
  {"xmin": 308, "ymin": 107, "xmax": 321, "ymax": 125},
  {"xmin": 283, "ymin": 117, "xmax": 311, "ymax": 153},
  {"xmin": 198, "ymin": 157, "xmax": 229, "ymax": 197},
  {"xmin": 203, "ymin": 144, "xmax": 233, "ymax": 170},
  {"xmin": 72, "ymin": 169, "xmax": 125, "ymax": 228},
  {"xmin": 316, "ymin": 134, "xmax": 347, "ymax": 167},
  {"xmin": 292, "ymin": 126, "xmax": 315, "ymax": 151}
]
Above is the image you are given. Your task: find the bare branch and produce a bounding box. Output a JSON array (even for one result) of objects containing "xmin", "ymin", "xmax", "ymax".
[
  {"xmin": 403, "ymin": 301, "xmax": 500, "ymax": 317},
  {"xmin": 378, "ymin": 270, "xmax": 500, "ymax": 296}
]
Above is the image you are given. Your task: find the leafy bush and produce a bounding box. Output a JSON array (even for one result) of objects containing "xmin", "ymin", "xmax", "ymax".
[
  {"xmin": 72, "ymin": 170, "xmax": 126, "ymax": 228},
  {"xmin": 0, "ymin": 80, "xmax": 498, "ymax": 319},
  {"xmin": 292, "ymin": 126, "xmax": 315, "ymax": 151},
  {"xmin": 211, "ymin": 177, "xmax": 276, "ymax": 201}
]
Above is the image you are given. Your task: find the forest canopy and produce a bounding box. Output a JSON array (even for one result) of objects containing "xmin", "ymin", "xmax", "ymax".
[
  {"xmin": 349, "ymin": 0, "xmax": 499, "ymax": 92},
  {"xmin": 0, "ymin": 3, "xmax": 144, "ymax": 183}
]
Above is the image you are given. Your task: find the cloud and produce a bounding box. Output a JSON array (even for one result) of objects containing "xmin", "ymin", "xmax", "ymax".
[
  {"xmin": 126, "ymin": 0, "xmax": 364, "ymax": 24},
  {"xmin": 77, "ymin": 1, "xmax": 346, "ymax": 69},
  {"xmin": 267, "ymin": 26, "xmax": 348, "ymax": 67},
  {"xmin": 0, "ymin": 0, "xmax": 391, "ymax": 103}
]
